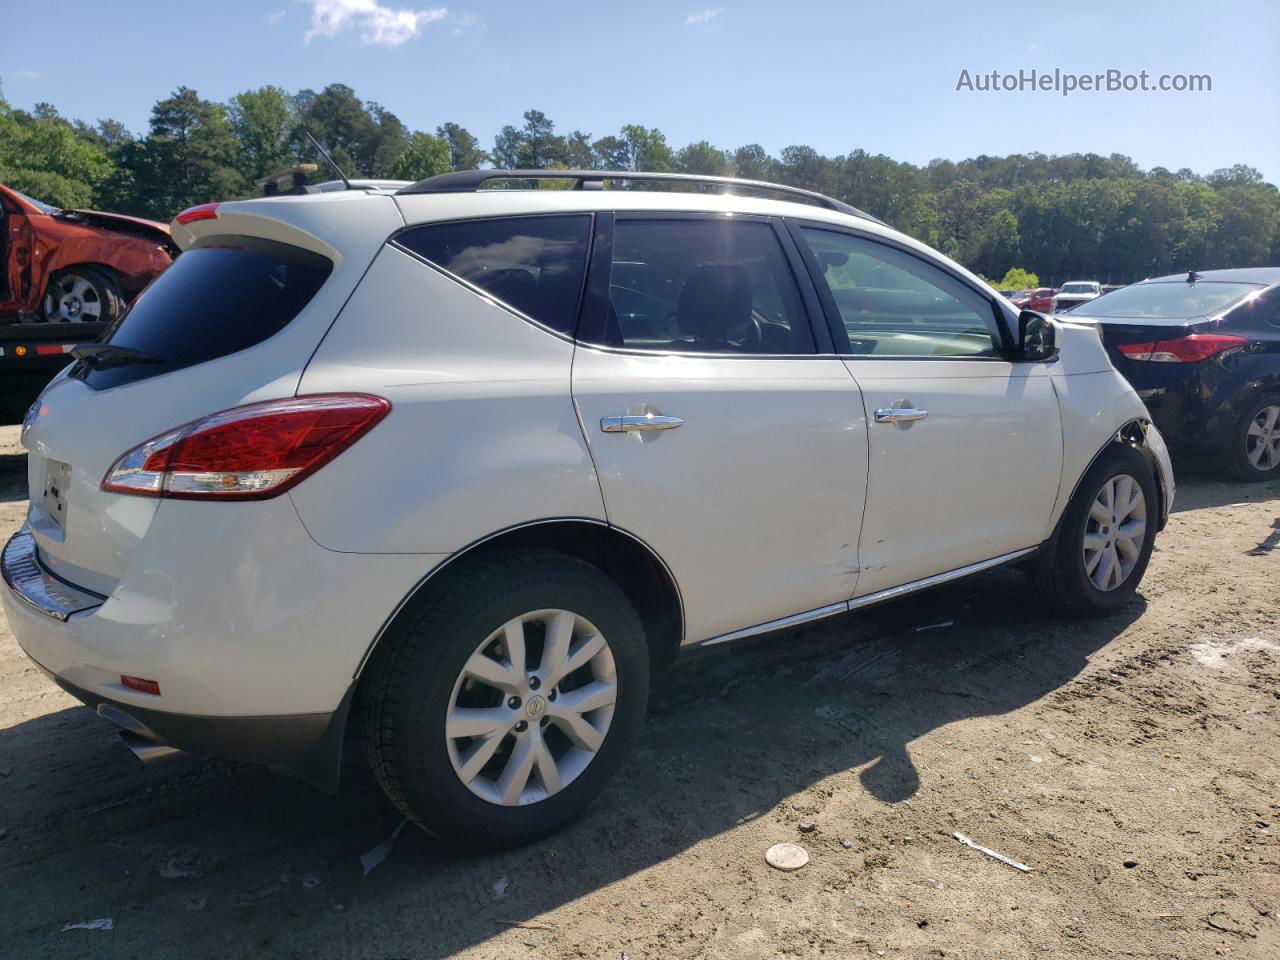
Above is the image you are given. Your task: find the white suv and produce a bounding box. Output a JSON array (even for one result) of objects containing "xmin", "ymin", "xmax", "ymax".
[{"xmin": 3, "ymin": 171, "xmax": 1174, "ymax": 849}]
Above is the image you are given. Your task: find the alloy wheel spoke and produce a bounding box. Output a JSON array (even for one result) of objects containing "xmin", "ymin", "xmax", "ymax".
[
  {"xmin": 455, "ymin": 731, "xmax": 505, "ymax": 783},
  {"xmin": 1090, "ymin": 498, "xmax": 1111, "ymax": 525},
  {"xmin": 500, "ymin": 618, "xmax": 527, "ymax": 679},
  {"xmin": 1083, "ymin": 532, "xmax": 1108, "ymax": 552},
  {"xmin": 1113, "ymin": 476, "xmax": 1132, "ymax": 519},
  {"xmin": 496, "ymin": 735, "xmax": 536, "ymax": 805},
  {"xmin": 1094, "ymin": 547, "xmax": 1116, "ymax": 589},
  {"xmin": 463, "ymin": 651, "xmax": 520, "ymax": 691},
  {"xmin": 1115, "ymin": 533, "xmax": 1141, "ymax": 564},
  {"xmin": 555, "ymin": 679, "xmax": 617, "ymax": 715},
  {"xmin": 531, "ymin": 732, "xmax": 562, "ymax": 794},
  {"xmin": 1262, "ymin": 406, "xmax": 1280, "ymax": 435},
  {"xmin": 554, "ymin": 712, "xmax": 605, "ymax": 752},
  {"xmin": 445, "ymin": 706, "xmax": 510, "ymax": 740},
  {"xmin": 559, "ymin": 632, "xmax": 606, "ymax": 684},
  {"xmin": 539, "ymin": 610, "xmax": 574, "ymax": 686}
]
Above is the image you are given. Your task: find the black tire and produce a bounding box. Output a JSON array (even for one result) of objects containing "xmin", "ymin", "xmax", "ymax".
[
  {"xmin": 1226, "ymin": 394, "xmax": 1280, "ymax": 482},
  {"xmin": 1036, "ymin": 444, "xmax": 1158, "ymax": 618},
  {"xmin": 362, "ymin": 549, "xmax": 650, "ymax": 850},
  {"xmin": 42, "ymin": 267, "xmax": 125, "ymax": 324}
]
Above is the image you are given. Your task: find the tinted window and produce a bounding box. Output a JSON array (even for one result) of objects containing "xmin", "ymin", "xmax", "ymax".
[
  {"xmin": 397, "ymin": 215, "xmax": 591, "ymax": 335},
  {"xmin": 1071, "ymin": 280, "xmax": 1264, "ymax": 319},
  {"xmin": 799, "ymin": 228, "xmax": 999, "ymax": 357},
  {"xmin": 591, "ymin": 218, "xmax": 812, "ymax": 354},
  {"xmin": 74, "ymin": 236, "xmax": 332, "ymax": 390}
]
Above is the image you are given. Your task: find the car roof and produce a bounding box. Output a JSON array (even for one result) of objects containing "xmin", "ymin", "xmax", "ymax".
[{"xmin": 1143, "ymin": 267, "xmax": 1280, "ymax": 284}]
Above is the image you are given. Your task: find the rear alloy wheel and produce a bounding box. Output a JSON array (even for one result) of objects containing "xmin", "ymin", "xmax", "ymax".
[
  {"xmin": 1036, "ymin": 444, "xmax": 1157, "ymax": 617},
  {"xmin": 1230, "ymin": 398, "xmax": 1280, "ymax": 481},
  {"xmin": 43, "ymin": 267, "xmax": 124, "ymax": 324},
  {"xmin": 363, "ymin": 550, "xmax": 649, "ymax": 849},
  {"xmin": 446, "ymin": 609, "xmax": 618, "ymax": 806}
]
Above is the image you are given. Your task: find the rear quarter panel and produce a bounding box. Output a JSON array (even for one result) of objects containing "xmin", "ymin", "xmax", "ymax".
[{"xmin": 292, "ymin": 244, "xmax": 606, "ymax": 553}]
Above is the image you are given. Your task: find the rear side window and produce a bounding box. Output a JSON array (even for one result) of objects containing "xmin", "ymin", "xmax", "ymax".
[
  {"xmin": 75, "ymin": 236, "xmax": 332, "ymax": 390},
  {"xmin": 587, "ymin": 218, "xmax": 813, "ymax": 354},
  {"xmin": 396, "ymin": 215, "xmax": 592, "ymax": 335}
]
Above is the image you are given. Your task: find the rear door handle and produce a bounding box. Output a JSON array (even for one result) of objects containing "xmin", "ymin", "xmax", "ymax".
[
  {"xmin": 600, "ymin": 414, "xmax": 685, "ymax": 433},
  {"xmin": 874, "ymin": 407, "xmax": 929, "ymax": 424}
]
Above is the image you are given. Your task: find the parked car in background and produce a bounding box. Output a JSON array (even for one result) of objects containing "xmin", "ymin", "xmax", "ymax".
[
  {"xmin": 0, "ymin": 185, "xmax": 176, "ymax": 422},
  {"xmin": 1069, "ymin": 268, "xmax": 1280, "ymax": 480},
  {"xmin": 1012, "ymin": 287, "xmax": 1056, "ymax": 312},
  {"xmin": 1052, "ymin": 281, "xmax": 1102, "ymax": 314},
  {"xmin": 1, "ymin": 184, "xmax": 175, "ymax": 324},
  {"xmin": 4, "ymin": 169, "xmax": 1173, "ymax": 850}
]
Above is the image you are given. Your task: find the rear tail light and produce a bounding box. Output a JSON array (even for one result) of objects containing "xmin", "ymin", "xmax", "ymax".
[
  {"xmin": 102, "ymin": 394, "xmax": 390, "ymax": 500},
  {"xmin": 175, "ymin": 202, "xmax": 220, "ymax": 225},
  {"xmin": 1116, "ymin": 333, "xmax": 1248, "ymax": 363}
]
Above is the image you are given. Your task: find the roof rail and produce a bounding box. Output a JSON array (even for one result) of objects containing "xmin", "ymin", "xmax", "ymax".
[{"xmin": 397, "ymin": 169, "xmax": 883, "ymax": 224}]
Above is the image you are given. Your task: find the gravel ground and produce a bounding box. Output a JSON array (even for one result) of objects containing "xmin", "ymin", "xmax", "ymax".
[{"xmin": 0, "ymin": 423, "xmax": 1276, "ymax": 959}]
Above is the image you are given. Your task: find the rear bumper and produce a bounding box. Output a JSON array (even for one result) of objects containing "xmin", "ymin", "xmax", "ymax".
[{"xmin": 29, "ymin": 653, "xmax": 351, "ymax": 791}]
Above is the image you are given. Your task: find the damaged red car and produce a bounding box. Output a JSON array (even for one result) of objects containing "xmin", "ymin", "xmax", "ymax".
[{"xmin": 1, "ymin": 183, "xmax": 176, "ymax": 324}]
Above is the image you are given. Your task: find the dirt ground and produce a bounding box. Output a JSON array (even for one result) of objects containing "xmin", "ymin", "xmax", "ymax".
[{"xmin": 0, "ymin": 423, "xmax": 1276, "ymax": 960}]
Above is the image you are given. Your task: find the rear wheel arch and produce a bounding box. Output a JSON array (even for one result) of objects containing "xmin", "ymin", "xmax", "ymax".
[{"xmin": 355, "ymin": 519, "xmax": 684, "ymax": 691}]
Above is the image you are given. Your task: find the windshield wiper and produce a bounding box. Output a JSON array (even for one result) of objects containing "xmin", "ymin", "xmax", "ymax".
[{"xmin": 70, "ymin": 344, "xmax": 165, "ymax": 369}]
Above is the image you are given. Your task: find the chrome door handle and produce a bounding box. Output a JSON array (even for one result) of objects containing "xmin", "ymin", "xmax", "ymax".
[
  {"xmin": 600, "ymin": 414, "xmax": 685, "ymax": 433},
  {"xmin": 874, "ymin": 407, "xmax": 929, "ymax": 423}
]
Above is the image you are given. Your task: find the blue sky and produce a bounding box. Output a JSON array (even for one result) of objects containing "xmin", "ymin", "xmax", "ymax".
[{"xmin": 5, "ymin": 0, "xmax": 1279, "ymax": 182}]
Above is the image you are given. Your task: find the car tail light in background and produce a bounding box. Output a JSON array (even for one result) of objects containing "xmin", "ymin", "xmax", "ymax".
[
  {"xmin": 102, "ymin": 394, "xmax": 391, "ymax": 500},
  {"xmin": 1116, "ymin": 333, "xmax": 1249, "ymax": 363},
  {"xmin": 174, "ymin": 202, "xmax": 220, "ymax": 225}
]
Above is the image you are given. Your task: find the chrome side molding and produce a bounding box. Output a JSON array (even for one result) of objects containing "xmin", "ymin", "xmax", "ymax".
[{"xmin": 699, "ymin": 546, "xmax": 1038, "ymax": 647}]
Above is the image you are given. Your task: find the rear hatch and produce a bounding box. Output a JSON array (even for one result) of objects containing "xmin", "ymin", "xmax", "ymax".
[{"xmin": 20, "ymin": 192, "xmax": 402, "ymax": 594}]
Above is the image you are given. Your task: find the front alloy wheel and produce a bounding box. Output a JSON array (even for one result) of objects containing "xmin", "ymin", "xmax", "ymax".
[
  {"xmin": 1082, "ymin": 474, "xmax": 1147, "ymax": 591},
  {"xmin": 446, "ymin": 609, "xmax": 617, "ymax": 806}
]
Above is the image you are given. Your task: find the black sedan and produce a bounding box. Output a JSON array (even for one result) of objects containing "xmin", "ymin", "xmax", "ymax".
[{"xmin": 1067, "ymin": 268, "xmax": 1280, "ymax": 481}]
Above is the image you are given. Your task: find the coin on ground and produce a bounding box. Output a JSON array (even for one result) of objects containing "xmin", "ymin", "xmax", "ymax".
[{"xmin": 765, "ymin": 843, "xmax": 810, "ymax": 871}]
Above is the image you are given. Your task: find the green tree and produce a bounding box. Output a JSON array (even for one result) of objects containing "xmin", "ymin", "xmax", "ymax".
[
  {"xmin": 437, "ymin": 122, "xmax": 487, "ymax": 170},
  {"xmin": 675, "ymin": 140, "xmax": 729, "ymax": 176},
  {"xmin": 387, "ymin": 132, "xmax": 452, "ymax": 180},
  {"xmin": 228, "ymin": 86, "xmax": 296, "ymax": 181},
  {"xmin": 133, "ymin": 86, "xmax": 247, "ymax": 218},
  {"xmin": 0, "ymin": 95, "xmax": 112, "ymax": 207}
]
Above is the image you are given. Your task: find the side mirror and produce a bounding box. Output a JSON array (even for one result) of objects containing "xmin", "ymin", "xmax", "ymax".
[{"xmin": 1018, "ymin": 309, "xmax": 1059, "ymax": 362}]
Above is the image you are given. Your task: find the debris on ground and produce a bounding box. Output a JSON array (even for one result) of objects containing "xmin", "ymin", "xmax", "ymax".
[
  {"xmin": 953, "ymin": 832, "xmax": 1032, "ymax": 873},
  {"xmin": 797, "ymin": 821, "xmax": 816, "ymax": 833},
  {"xmin": 360, "ymin": 818, "xmax": 410, "ymax": 876},
  {"xmin": 765, "ymin": 843, "xmax": 810, "ymax": 871},
  {"xmin": 916, "ymin": 621, "xmax": 955, "ymax": 632},
  {"xmin": 61, "ymin": 919, "xmax": 114, "ymax": 932}
]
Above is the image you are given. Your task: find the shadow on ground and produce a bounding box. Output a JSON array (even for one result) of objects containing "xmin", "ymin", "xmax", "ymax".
[{"xmin": 0, "ymin": 565, "xmax": 1144, "ymax": 957}]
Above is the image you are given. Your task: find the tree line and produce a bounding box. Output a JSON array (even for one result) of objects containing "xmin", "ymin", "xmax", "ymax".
[{"xmin": 2, "ymin": 83, "xmax": 1277, "ymax": 285}]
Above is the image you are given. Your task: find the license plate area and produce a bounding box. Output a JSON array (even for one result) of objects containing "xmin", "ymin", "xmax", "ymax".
[{"xmin": 41, "ymin": 459, "xmax": 71, "ymax": 531}]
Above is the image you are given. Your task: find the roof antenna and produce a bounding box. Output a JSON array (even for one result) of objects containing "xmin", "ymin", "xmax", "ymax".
[
  {"xmin": 1187, "ymin": 270, "xmax": 1202, "ymax": 284},
  {"xmin": 303, "ymin": 130, "xmax": 352, "ymax": 190}
]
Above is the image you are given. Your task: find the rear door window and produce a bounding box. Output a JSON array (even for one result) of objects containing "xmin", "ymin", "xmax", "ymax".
[
  {"xmin": 585, "ymin": 217, "xmax": 814, "ymax": 354},
  {"xmin": 395, "ymin": 215, "xmax": 592, "ymax": 335},
  {"xmin": 74, "ymin": 236, "xmax": 332, "ymax": 390}
]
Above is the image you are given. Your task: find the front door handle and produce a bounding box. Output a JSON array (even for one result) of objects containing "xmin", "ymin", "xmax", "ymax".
[
  {"xmin": 600, "ymin": 414, "xmax": 685, "ymax": 433},
  {"xmin": 874, "ymin": 407, "xmax": 929, "ymax": 424}
]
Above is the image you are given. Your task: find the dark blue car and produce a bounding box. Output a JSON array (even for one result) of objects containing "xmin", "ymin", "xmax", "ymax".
[{"xmin": 1069, "ymin": 268, "xmax": 1280, "ymax": 481}]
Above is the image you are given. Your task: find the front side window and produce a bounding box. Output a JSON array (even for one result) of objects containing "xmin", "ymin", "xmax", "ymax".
[
  {"xmin": 591, "ymin": 218, "xmax": 813, "ymax": 354},
  {"xmin": 396, "ymin": 215, "xmax": 592, "ymax": 335},
  {"xmin": 798, "ymin": 227, "xmax": 1000, "ymax": 357}
]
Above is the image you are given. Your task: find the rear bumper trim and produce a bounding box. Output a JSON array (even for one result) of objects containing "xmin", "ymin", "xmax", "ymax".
[{"xmin": 2, "ymin": 527, "xmax": 105, "ymax": 622}]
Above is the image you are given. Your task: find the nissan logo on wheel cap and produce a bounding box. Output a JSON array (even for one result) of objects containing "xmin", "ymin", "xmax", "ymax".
[{"xmin": 525, "ymin": 695, "xmax": 547, "ymax": 719}]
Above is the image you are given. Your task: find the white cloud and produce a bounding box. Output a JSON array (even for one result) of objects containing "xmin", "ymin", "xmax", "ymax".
[
  {"xmin": 268, "ymin": 9, "xmax": 286, "ymax": 25},
  {"xmin": 684, "ymin": 7, "xmax": 724, "ymax": 25},
  {"xmin": 304, "ymin": 0, "xmax": 448, "ymax": 47}
]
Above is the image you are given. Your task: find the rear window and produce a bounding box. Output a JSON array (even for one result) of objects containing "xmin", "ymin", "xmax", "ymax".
[
  {"xmin": 395, "ymin": 214, "xmax": 591, "ymax": 335},
  {"xmin": 73, "ymin": 236, "xmax": 331, "ymax": 390},
  {"xmin": 1071, "ymin": 281, "xmax": 1263, "ymax": 319}
]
